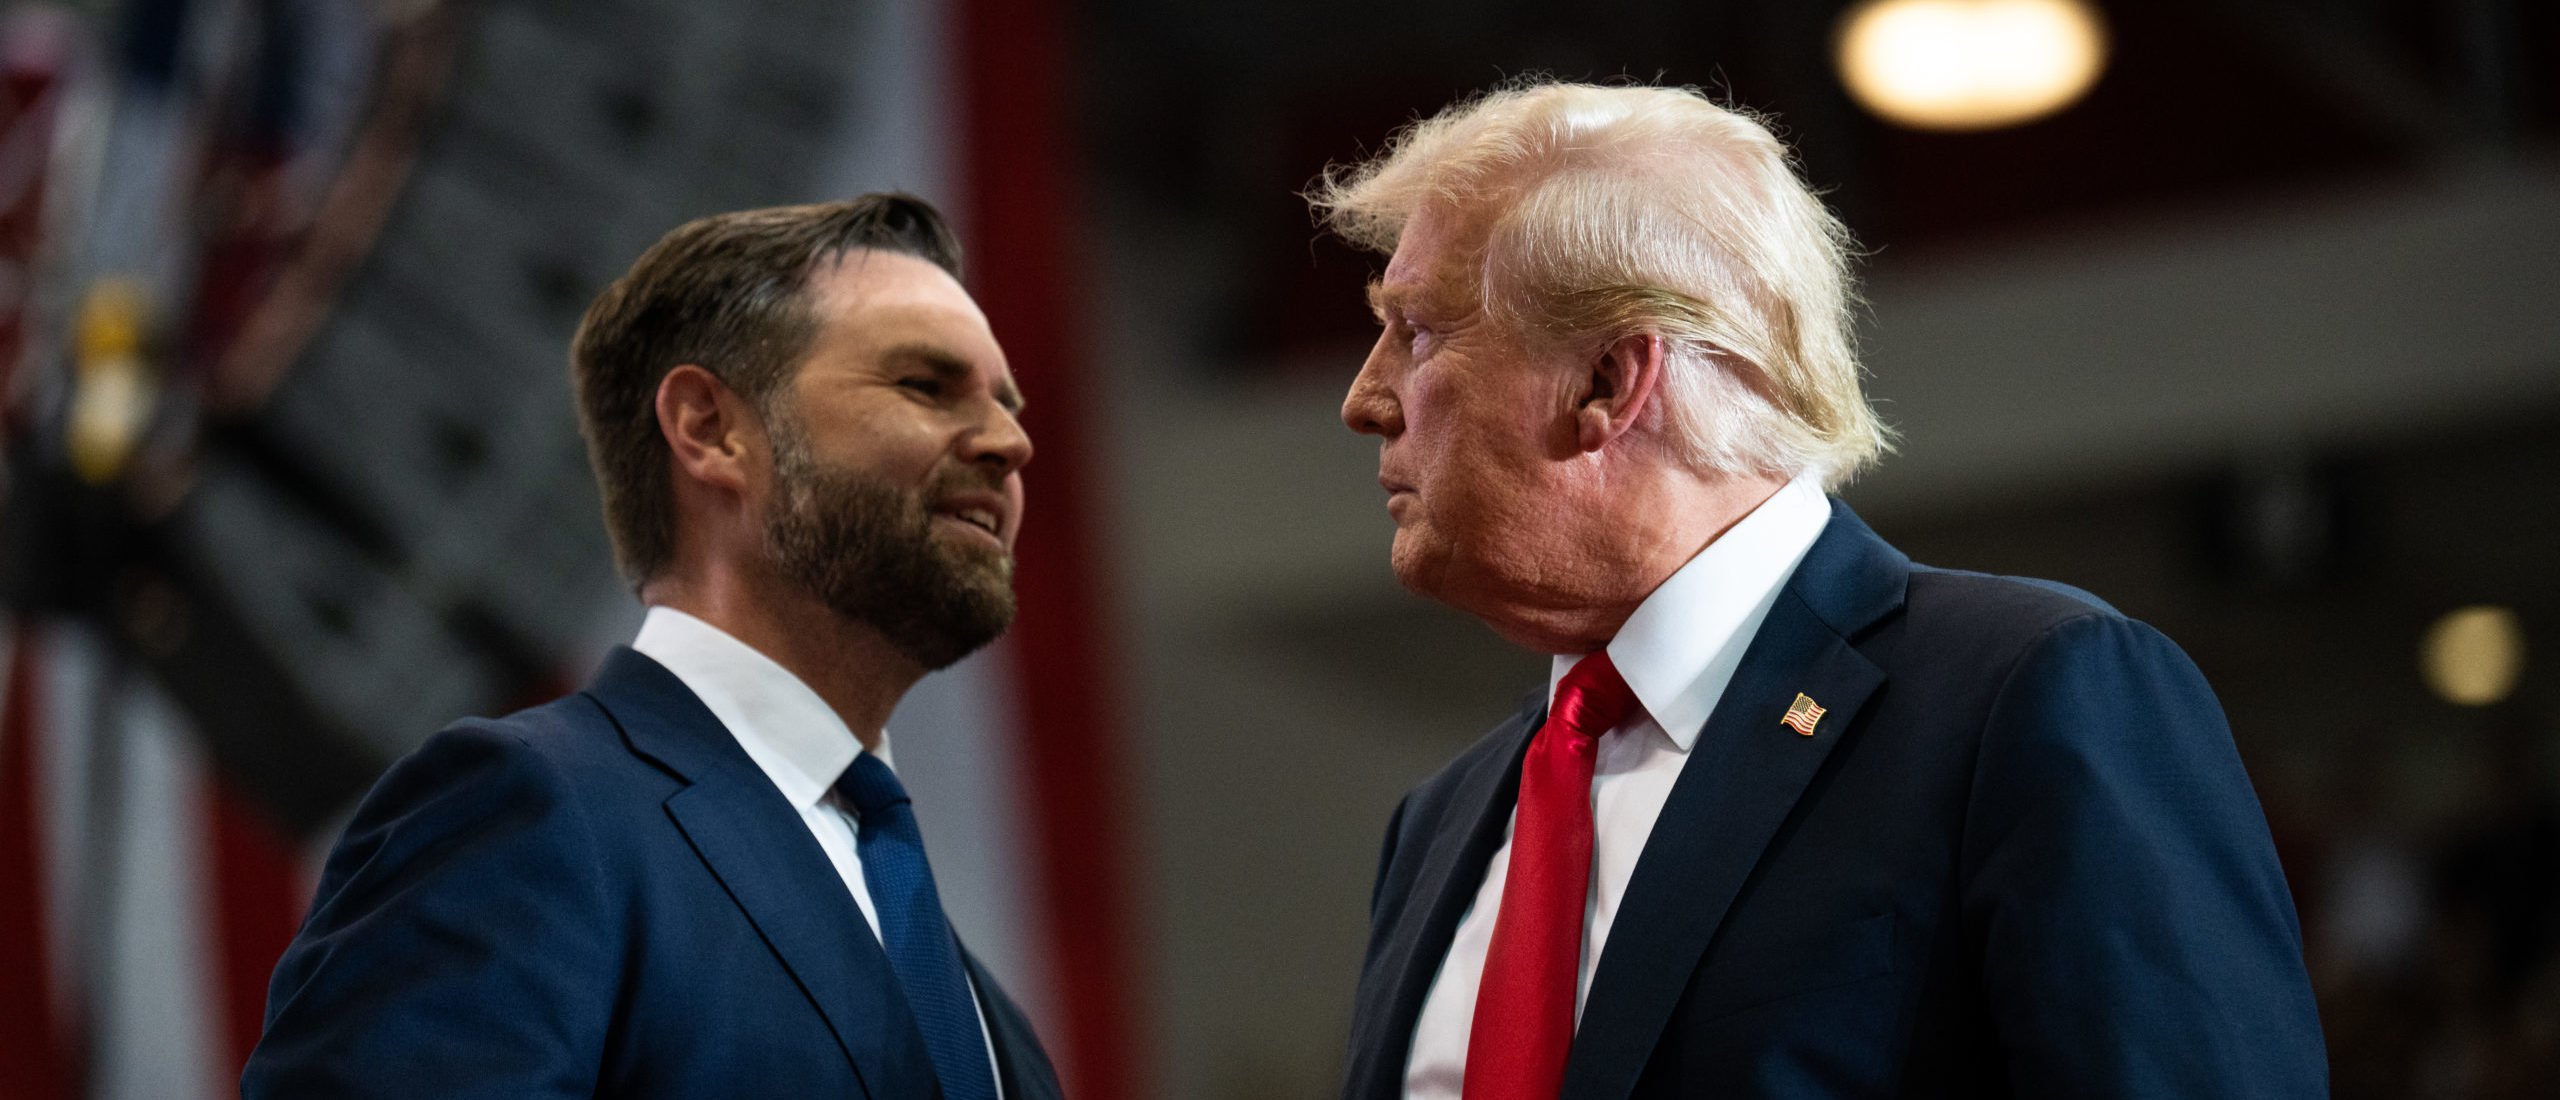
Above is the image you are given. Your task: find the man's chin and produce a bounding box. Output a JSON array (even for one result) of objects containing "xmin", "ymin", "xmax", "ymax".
[
  {"xmin": 864, "ymin": 586, "xmax": 1017, "ymax": 671},
  {"xmin": 1388, "ymin": 534, "xmax": 1450, "ymax": 599},
  {"xmin": 934, "ymin": 552, "xmax": 1020, "ymax": 636},
  {"xmin": 941, "ymin": 546, "xmax": 1015, "ymax": 595}
]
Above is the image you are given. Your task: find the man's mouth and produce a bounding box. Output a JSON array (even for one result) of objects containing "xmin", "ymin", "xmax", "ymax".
[
  {"xmin": 931, "ymin": 490, "xmax": 1011, "ymax": 544},
  {"xmin": 946, "ymin": 507, "xmax": 1000, "ymax": 535}
]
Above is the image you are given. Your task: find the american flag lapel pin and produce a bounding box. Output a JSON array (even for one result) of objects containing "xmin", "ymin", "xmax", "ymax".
[{"xmin": 1780, "ymin": 693, "xmax": 1826, "ymax": 736}]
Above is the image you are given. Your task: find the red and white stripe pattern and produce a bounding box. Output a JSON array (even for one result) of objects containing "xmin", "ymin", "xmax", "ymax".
[
  {"xmin": 1, "ymin": 622, "xmax": 78, "ymax": 1099},
  {"xmin": 0, "ymin": 618, "xmax": 320, "ymax": 1100},
  {"xmin": 1780, "ymin": 692, "xmax": 1827, "ymax": 736}
]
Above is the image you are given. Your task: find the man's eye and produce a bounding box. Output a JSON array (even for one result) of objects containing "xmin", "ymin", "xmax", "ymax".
[{"xmin": 898, "ymin": 377, "xmax": 943, "ymax": 396}]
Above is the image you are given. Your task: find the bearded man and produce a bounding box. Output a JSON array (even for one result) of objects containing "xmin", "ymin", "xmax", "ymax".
[
  {"xmin": 245, "ymin": 195, "xmax": 1060, "ymax": 1099},
  {"xmin": 1319, "ymin": 84, "xmax": 2326, "ymax": 1098}
]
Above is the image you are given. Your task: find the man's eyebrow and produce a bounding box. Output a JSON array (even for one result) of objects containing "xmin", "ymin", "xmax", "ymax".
[
  {"xmin": 1365, "ymin": 279, "xmax": 1406, "ymax": 321},
  {"xmin": 882, "ymin": 343, "xmax": 1025, "ymax": 413}
]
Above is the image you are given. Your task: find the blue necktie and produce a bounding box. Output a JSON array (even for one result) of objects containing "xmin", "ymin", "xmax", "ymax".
[{"xmin": 838, "ymin": 753, "xmax": 1000, "ymax": 1100}]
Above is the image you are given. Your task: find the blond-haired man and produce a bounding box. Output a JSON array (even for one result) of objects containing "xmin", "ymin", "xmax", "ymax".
[{"xmin": 1319, "ymin": 82, "xmax": 2325, "ymax": 1099}]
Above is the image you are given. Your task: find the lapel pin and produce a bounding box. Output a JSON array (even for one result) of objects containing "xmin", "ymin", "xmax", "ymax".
[{"xmin": 1780, "ymin": 693, "xmax": 1826, "ymax": 736}]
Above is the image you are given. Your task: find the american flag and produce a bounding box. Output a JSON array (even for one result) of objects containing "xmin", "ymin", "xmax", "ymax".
[{"xmin": 1781, "ymin": 693, "xmax": 1827, "ymax": 736}]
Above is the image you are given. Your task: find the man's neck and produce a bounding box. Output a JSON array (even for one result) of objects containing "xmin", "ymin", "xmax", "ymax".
[
  {"xmin": 1468, "ymin": 470, "xmax": 1791, "ymax": 654},
  {"xmin": 639, "ymin": 572, "xmax": 920, "ymax": 749}
]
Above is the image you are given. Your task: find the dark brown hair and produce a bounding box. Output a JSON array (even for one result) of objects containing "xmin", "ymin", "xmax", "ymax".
[{"xmin": 570, "ymin": 193, "xmax": 963, "ymax": 585}]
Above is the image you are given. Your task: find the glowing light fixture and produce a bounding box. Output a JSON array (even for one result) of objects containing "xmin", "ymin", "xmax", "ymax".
[
  {"xmin": 2420, "ymin": 605, "xmax": 2525, "ymax": 707},
  {"xmin": 1834, "ymin": 0, "xmax": 2110, "ymax": 131}
]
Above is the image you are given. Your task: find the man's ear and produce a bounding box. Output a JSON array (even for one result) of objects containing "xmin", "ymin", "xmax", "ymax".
[
  {"xmin": 655, "ymin": 364, "xmax": 760, "ymax": 497},
  {"xmin": 1575, "ymin": 333, "xmax": 1666, "ymax": 454}
]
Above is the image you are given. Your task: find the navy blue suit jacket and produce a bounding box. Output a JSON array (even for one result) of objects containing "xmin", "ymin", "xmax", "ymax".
[
  {"xmin": 1342, "ymin": 502, "xmax": 2326, "ymax": 1098},
  {"xmin": 246, "ymin": 648, "xmax": 1061, "ymax": 1100}
]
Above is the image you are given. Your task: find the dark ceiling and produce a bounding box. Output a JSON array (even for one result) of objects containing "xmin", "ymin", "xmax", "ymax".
[{"xmin": 1078, "ymin": 0, "xmax": 2558, "ymax": 371}]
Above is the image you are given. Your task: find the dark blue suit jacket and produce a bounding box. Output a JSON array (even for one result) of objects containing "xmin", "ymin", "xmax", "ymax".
[
  {"xmin": 246, "ymin": 648, "xmax": 1061, "ymax": 1100},
  {"xmin": 1342, "ymin": 502, "xmax": 2326, "ymax": 1098}
]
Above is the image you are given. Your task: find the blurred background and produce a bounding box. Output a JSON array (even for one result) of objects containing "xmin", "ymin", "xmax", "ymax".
[{"xmin": 0, "ymin": 0, "xmax": 2553, "ymax": 1096}]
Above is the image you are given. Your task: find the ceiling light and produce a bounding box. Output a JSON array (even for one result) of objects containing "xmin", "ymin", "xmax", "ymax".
[
  {"xmin": 2421, "ymin": 605, "xmax": 2525, "ymax": 707},
  {"xmin": 1835, "ymin": 0, "xmax": 2110, "ymax": 131}
]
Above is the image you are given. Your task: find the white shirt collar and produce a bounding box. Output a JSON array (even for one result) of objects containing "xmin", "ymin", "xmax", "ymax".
[
  {"xmin": 629, "ymin": 606, "xmax": 890, "ymax": 807},
  {"xmin": 1549, "ymin": 475, "xmax": 1832, "ymax": 752}
]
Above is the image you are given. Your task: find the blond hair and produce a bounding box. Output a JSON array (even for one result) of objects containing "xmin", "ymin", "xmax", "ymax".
[{"xmin": 1310, "ymin": 80, "xmax": 1890, "ymax": 488}]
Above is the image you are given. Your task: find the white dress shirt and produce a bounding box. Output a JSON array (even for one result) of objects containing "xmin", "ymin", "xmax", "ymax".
[
  {"xmin": 630, "ymin": 606, "xmax": 1003, "ymax": 1095},
  {"xmin": 1402, "ymin": 476, "xmax": 1833, "ymax": 1099}
]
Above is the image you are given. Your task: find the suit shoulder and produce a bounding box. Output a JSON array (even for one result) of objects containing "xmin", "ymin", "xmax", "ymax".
[
  {"xmin": 257, "ymin": 707, "xmax": 626, "ymax": 1096},
  {"xmin": 357, "ymin": 697, "xmax": 606, "ymax": 825},
  {"xmin": 434, "ymin": 690, "xmax": 636, "ymax": 776},
  {"xmin": 461, "ymin": 690, "xmax": 617, "ymax": 748},
  {"xmin": 344, "ymin": 690, "xmax": 647, "ymax": 852},
  {"xmin": 1904, "ymin": 564, "xmax": 2129, "ymax": 640}
]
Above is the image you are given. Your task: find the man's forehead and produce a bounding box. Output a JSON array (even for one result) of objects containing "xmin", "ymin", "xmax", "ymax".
[
  {"xmin": 1371, "ymin": 203, "xmax": 1492, "ymax": 313},
  {"xmin": 811, "ymin": 253, "xmax": 987, "ymax": 334},
  {"xmin": 806, "ymin": 259, "xmax": 1010, "ymax": 381},
  {"xmin": 811, "ymin": 249, "xmax": 978, "ymax": 316}
]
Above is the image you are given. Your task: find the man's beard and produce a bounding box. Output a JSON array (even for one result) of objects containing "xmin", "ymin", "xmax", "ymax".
[{"xmin": 762, "ymin": 420, "xmax": 1017, "ymax": 671}]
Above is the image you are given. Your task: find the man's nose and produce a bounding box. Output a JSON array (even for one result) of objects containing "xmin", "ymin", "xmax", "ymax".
[
  {"xmin": 966, "ymin": 402, "xmax": 1034, "ymax": 475},
  {"xmin": 1341, "ymin": 341, "xmax": 1404, "ymax": 438}
]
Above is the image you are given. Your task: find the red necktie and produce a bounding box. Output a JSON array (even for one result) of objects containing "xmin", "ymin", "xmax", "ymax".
[{"xmin": 1464, "ymin": 651, "xmax": 1637, "ymax": 1100}]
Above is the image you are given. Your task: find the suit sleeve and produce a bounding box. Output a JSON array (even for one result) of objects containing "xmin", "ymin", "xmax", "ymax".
[
  {"xmin": 243, "ymin": 722, "xmax": 616, "ymax": 1099},
  {"xmin": 1961, "ymin": 614, "xmax": 2327, "ymax": 1098}
]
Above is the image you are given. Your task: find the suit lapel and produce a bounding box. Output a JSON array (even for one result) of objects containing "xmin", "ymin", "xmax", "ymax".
[
  {"xmin": 1343, "ymin": 701, "xmax": 1542, "ymax": 1100},
  {"xmin": 1560, "ymin": 502, "xmax": 1907, "ymax": 1099},
  {"xmin": 585, "ymin": 648, "xmax": 936, "ymax": 1099}
]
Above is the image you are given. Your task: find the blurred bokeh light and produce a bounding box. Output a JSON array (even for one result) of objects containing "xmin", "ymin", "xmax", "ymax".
[
  {"xmin": 1834, "ymin": 0, "xmax": 2109, "ymax": 130},
  {"xmin": 2425, "ymin": 604, "xmax": 2526, "ymax": 707}
]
